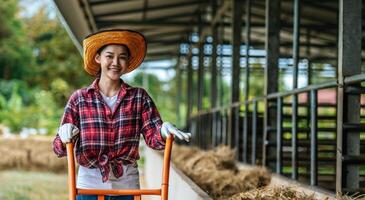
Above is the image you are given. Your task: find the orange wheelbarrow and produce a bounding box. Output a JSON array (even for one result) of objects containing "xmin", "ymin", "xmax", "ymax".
[{"xmin": 66, "ymin": 136, "xmax": 174, "ymax": 200}]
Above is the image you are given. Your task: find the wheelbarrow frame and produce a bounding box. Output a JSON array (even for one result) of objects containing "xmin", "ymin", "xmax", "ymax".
[{"xmin": 66, "ymin": 135, "xmax": 174, "ymax": 200}]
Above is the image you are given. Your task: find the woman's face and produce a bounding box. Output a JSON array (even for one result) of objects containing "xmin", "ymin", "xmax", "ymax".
[{"xmin": 95, "ymin": 44, "xmax": 129, "ymax": 81}]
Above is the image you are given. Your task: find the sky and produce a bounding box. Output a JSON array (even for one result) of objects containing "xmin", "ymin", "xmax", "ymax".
[{"xmin": 19, "ymin": 0, "xmax": 55, "ymax": 19}]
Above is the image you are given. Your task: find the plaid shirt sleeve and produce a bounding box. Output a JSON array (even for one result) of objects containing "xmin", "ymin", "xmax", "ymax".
[
  {"xmin": 140, "ymin": 90, "xmax": 166, "ymax": 150},
  {"xmin": 53, "ymin": 91, "xmax": 80, "ymax": 157}
]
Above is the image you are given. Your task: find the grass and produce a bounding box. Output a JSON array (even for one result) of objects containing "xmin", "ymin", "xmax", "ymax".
[{"xmin": 0, "ymin": 170, "xmax": 68, "ymax": 200}]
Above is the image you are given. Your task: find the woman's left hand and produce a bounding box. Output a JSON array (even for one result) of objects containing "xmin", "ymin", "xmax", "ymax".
[{"xmin": 160, "ymin": 122, "xmax": 191, "ymax": 142}]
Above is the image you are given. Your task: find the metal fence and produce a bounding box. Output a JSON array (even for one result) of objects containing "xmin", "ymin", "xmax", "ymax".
[{"xmin": 187, "ymin": 74, "xmax": 365, "ymax": 193}]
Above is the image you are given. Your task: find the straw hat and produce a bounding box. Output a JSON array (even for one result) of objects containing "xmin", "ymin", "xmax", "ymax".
[{"xmin": 83, "ymin": 29, "xmax": 147, "ymax": 76}]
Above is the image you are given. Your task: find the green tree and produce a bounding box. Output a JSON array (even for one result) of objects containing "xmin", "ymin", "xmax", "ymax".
[
  {"xmin": 22, "ymin": 4, "xmax": 92, "ymax": 106},
  {"xmin": 126, "ymin": 72, "xmax": 178, "ymax": 123},
  {"xmin": 0, "ymin": 0, "xmax": 33, "ymax": 80}
]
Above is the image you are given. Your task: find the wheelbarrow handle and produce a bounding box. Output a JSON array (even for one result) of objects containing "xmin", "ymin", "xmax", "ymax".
[
  {"xmin": 65, "ymin": 135, "xmax": 174, "ymax": 200},
  {"xmin": 66, "ymin": 142, "xmax": 76, "ymax": 200}
]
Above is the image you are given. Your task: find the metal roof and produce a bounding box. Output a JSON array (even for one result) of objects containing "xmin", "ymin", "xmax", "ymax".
[
  {"xmin": 52, "ymin": 0, "xmax": 351, "ymax": 63},
  {"xmin": 53, "ymin": 0, "xmax": 207, "ymax": 61}
]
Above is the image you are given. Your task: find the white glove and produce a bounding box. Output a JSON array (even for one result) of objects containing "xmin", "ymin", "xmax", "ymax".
[
  {"xmin": 58, "ymin": 123, "xmax": 80, "ymax": 143},
  {"xmin": 160, "ymin": 122, "xmax": 191, "ymax": 142}
]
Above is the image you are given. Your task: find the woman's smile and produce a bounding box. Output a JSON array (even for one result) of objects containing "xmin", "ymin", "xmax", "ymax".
[{"xmin": 108, "ymin": 66, "xmax": 121, "ymax": 72}]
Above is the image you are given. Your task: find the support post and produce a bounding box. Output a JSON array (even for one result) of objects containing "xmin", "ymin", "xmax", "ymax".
[
  {"xmin": 186, "ymin": 43, "xmax": 193, "ymax": 132},
  {"xmin": 310, "ymin": 89, "xmax": 318, "ymax": 186},
  {"xmin": 263, "ymin": 0, "xmax": 280, "ymax": 167},
  {"xmin": 231, "ymin": 0, "xmax": 243, "ymax": 148},
  {"xmin": 291, "ymin": 0, "xmax": 300, "ymax": 180},
  {"xmin": 336, "ymin": 0, "xmax": 362, "ymax": 193},
  {"xmin": 211, "ymin": 0, "xmax": 218, "ymax": 109},
  {"xmin": 243, "ymin": 0, "xmax": 251, "ymax": 163},
  {"xmin": 276, "ymin": 97, "xmax": 283, "ymax": 174}
]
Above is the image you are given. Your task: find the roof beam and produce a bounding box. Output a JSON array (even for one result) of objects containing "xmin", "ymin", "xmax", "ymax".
[
  {"xmin": 94, "ymin": 0, "xmax": 208, "ymax": 18},
  {"xmin": 96, "ymin": 19, "xmax": 212, "ymax": 27},
  {"xmin": 147, "ymin": 12, "xmax": 200, "ymax": 22},
  {"xmin": 97, "ymin": 19, "xmax": 343, "ymax": 31},
  {"xmin": 89, "ymin": 0, "xmax": 136, "ymax": 6},
  {"xmin": 144, "ymin": 29, "xmax": 191, "ymax": 38}
]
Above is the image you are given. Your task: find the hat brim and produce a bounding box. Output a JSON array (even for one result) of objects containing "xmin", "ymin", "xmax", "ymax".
[{"xmin": 83, "ymin": 29, "xmax": 146, "ymax": 76}]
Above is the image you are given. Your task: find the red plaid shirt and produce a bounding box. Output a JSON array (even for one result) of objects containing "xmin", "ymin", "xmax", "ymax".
[{"xmin": 53, "ymin": 79, "xmax": 165, "ymax": 182}]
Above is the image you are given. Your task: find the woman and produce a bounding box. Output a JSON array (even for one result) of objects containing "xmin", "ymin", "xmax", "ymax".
[{"xmin": 53, "ymin": 29, "xmax": 191, "ymax": 200}]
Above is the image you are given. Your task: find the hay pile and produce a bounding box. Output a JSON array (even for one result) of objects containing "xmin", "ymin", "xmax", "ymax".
[
  {"xmin": 228, "ymin": 186, "xmax": 317, "ymax": 200},
  {"xmin": 0, "ymin": 137, "xmax": 67, "ymax": 173},
  {"xmin": 172, "ymin": 145, "xmax": 271, "ymax": 199},
  {"xmin": 171, "ymin": 145, "xmax": 338, "ymax": 200}
]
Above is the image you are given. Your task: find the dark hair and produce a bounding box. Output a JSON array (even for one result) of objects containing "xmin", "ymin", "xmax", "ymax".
[{"xmin": 96, "ymin": 44, "xmax": 130, "ymax": 56}]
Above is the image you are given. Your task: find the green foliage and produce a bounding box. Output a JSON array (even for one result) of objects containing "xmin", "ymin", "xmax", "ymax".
[
  {"xmin": 22, "ymin": 5, "xmax": 92, "ymax": 93},
  {"xmin": 0, "ymin": 84, "xmax": 29, "ymax": 132},
  {"xmin": 0, "ymin": 1, "xmax": 88, "ymax": 135},
  {"xmin": 0, "ymin": 80, "xmax": 62, "ymax": 134},
  {"xmin": 0, "ymin": 0, "xmax": 33, "ymax": 80},
  {"xmin": 127, "ymin": 72, "xmax": 179, "ymax": 125}
]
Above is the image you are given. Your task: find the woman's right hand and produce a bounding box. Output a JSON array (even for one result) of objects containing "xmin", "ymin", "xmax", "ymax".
[{"xmin": 58, "ymin": 123, "xmax": 79, "ymax": 143}]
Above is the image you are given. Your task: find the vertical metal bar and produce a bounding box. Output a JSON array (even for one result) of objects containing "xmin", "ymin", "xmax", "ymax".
[
  {"xmin": 199, "ymin": 115, "xmax": 202, "ymax": 149},
  {"xmin": 243, "ymin": 102, "xmax": 248, "ymax": 162},
  {"xmin": 234, "ymin": 106, "xmax": 240, "ymax": 157},
  {"xmin": 306, "ymin": 29, "xmax": 312, "ymax": 171},
  {"xmin": 252, "ymin": 100, "xmax": 257, "ymax": 165},
  {"xmin": 208, "ymin": 113, "xmax": 212, "ymax": 149},
  {"xmin": 336, "ymin": 85, "xmax": 344, "ymax": 192},
  {"xmin": 176, "ymin": 56, "xmax": 182, "ymax": 127},
  {"xmin": 218, "ymin": 15, "xmax": 224, "ymax": 107},
  {"xmin": 222, "ymin": 110, "xmax": 227, "ymax": 145},
  {"xmin": 211, "ymin": 0, "xmax": 218, "ymax": 109},
  {"xmin": 202, "ymin": 115, "xmax": 205, "ymax": 149},
  {"xmin": 196, "ymin": 116, "xmax": 200, "ymax": 148},
  {"xmin": 292, "ymin": 0, "xmax": 300, "ymax": 90},
  {"xmin": 276, "ymin": 97, "xmax": 283, "ymax": 174},
  {"xmin": 231, "ymin": 0, "xmax": 243, "ymax": 147},
  {"xmin": 292, "ymin": 93, "xmax": 298, "ymax": 180},
  {"xmin": 205, "ymin": 114, "xmax": 208, "ymax": 149},
  {"xmin": 263, "ymin": 99, "xmax": 268, "ymax": 166},
  {"xmin": 291, "ymin": 0, "xmax": 300, "ymax": 180},
  {"xmin": 197, "ymin": 11, "xmax": 204, "ymax": 147},
  {"xmin": 210, "ymin": 113, "xmax": 213, "ymax": 149},
  {"xmin": 337, "ymin": 0, "xmax": 362, "ymax": 192},
  {"xmin": 212, "ymin": 111, "xmax": 216, "ymax": 147},
  {"xmin": 243, "ymin": 0, "xmax": 251, "ymax": 163},
  {"xmin": 306, "ymin": 29, "xmax": 312, "ymax": 86},
  {"xmin": 227, "ymin": 108, "xmax": 234, "ymax": 148},
  {"xmin": 186, "ymin": 45, "xmax": 193, "ymax": 121},
  {"xmin": 191, "ymin": 117, "xmax": 197, "ymax": 146},
  {"xmin": 217, "ymin": 111, "xmax": 222, "ymax": 145},
  {"xmin": 226, "ymin": 110, "xmax": 230, "ymax": 146},
  {"xmin": 244, "ymin": 0, "xmax": 251, "ymax": 99},
  {"xmin": 263, "ymin": 0, "xmax": 280, "ymax": 167},
  {"xmin": 197, "ymin": 9, "xmax": 204, "ymax": 112},
  {"xmin": 310, "ymin": 89, "xmax": 318, "ymax": 186}
]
